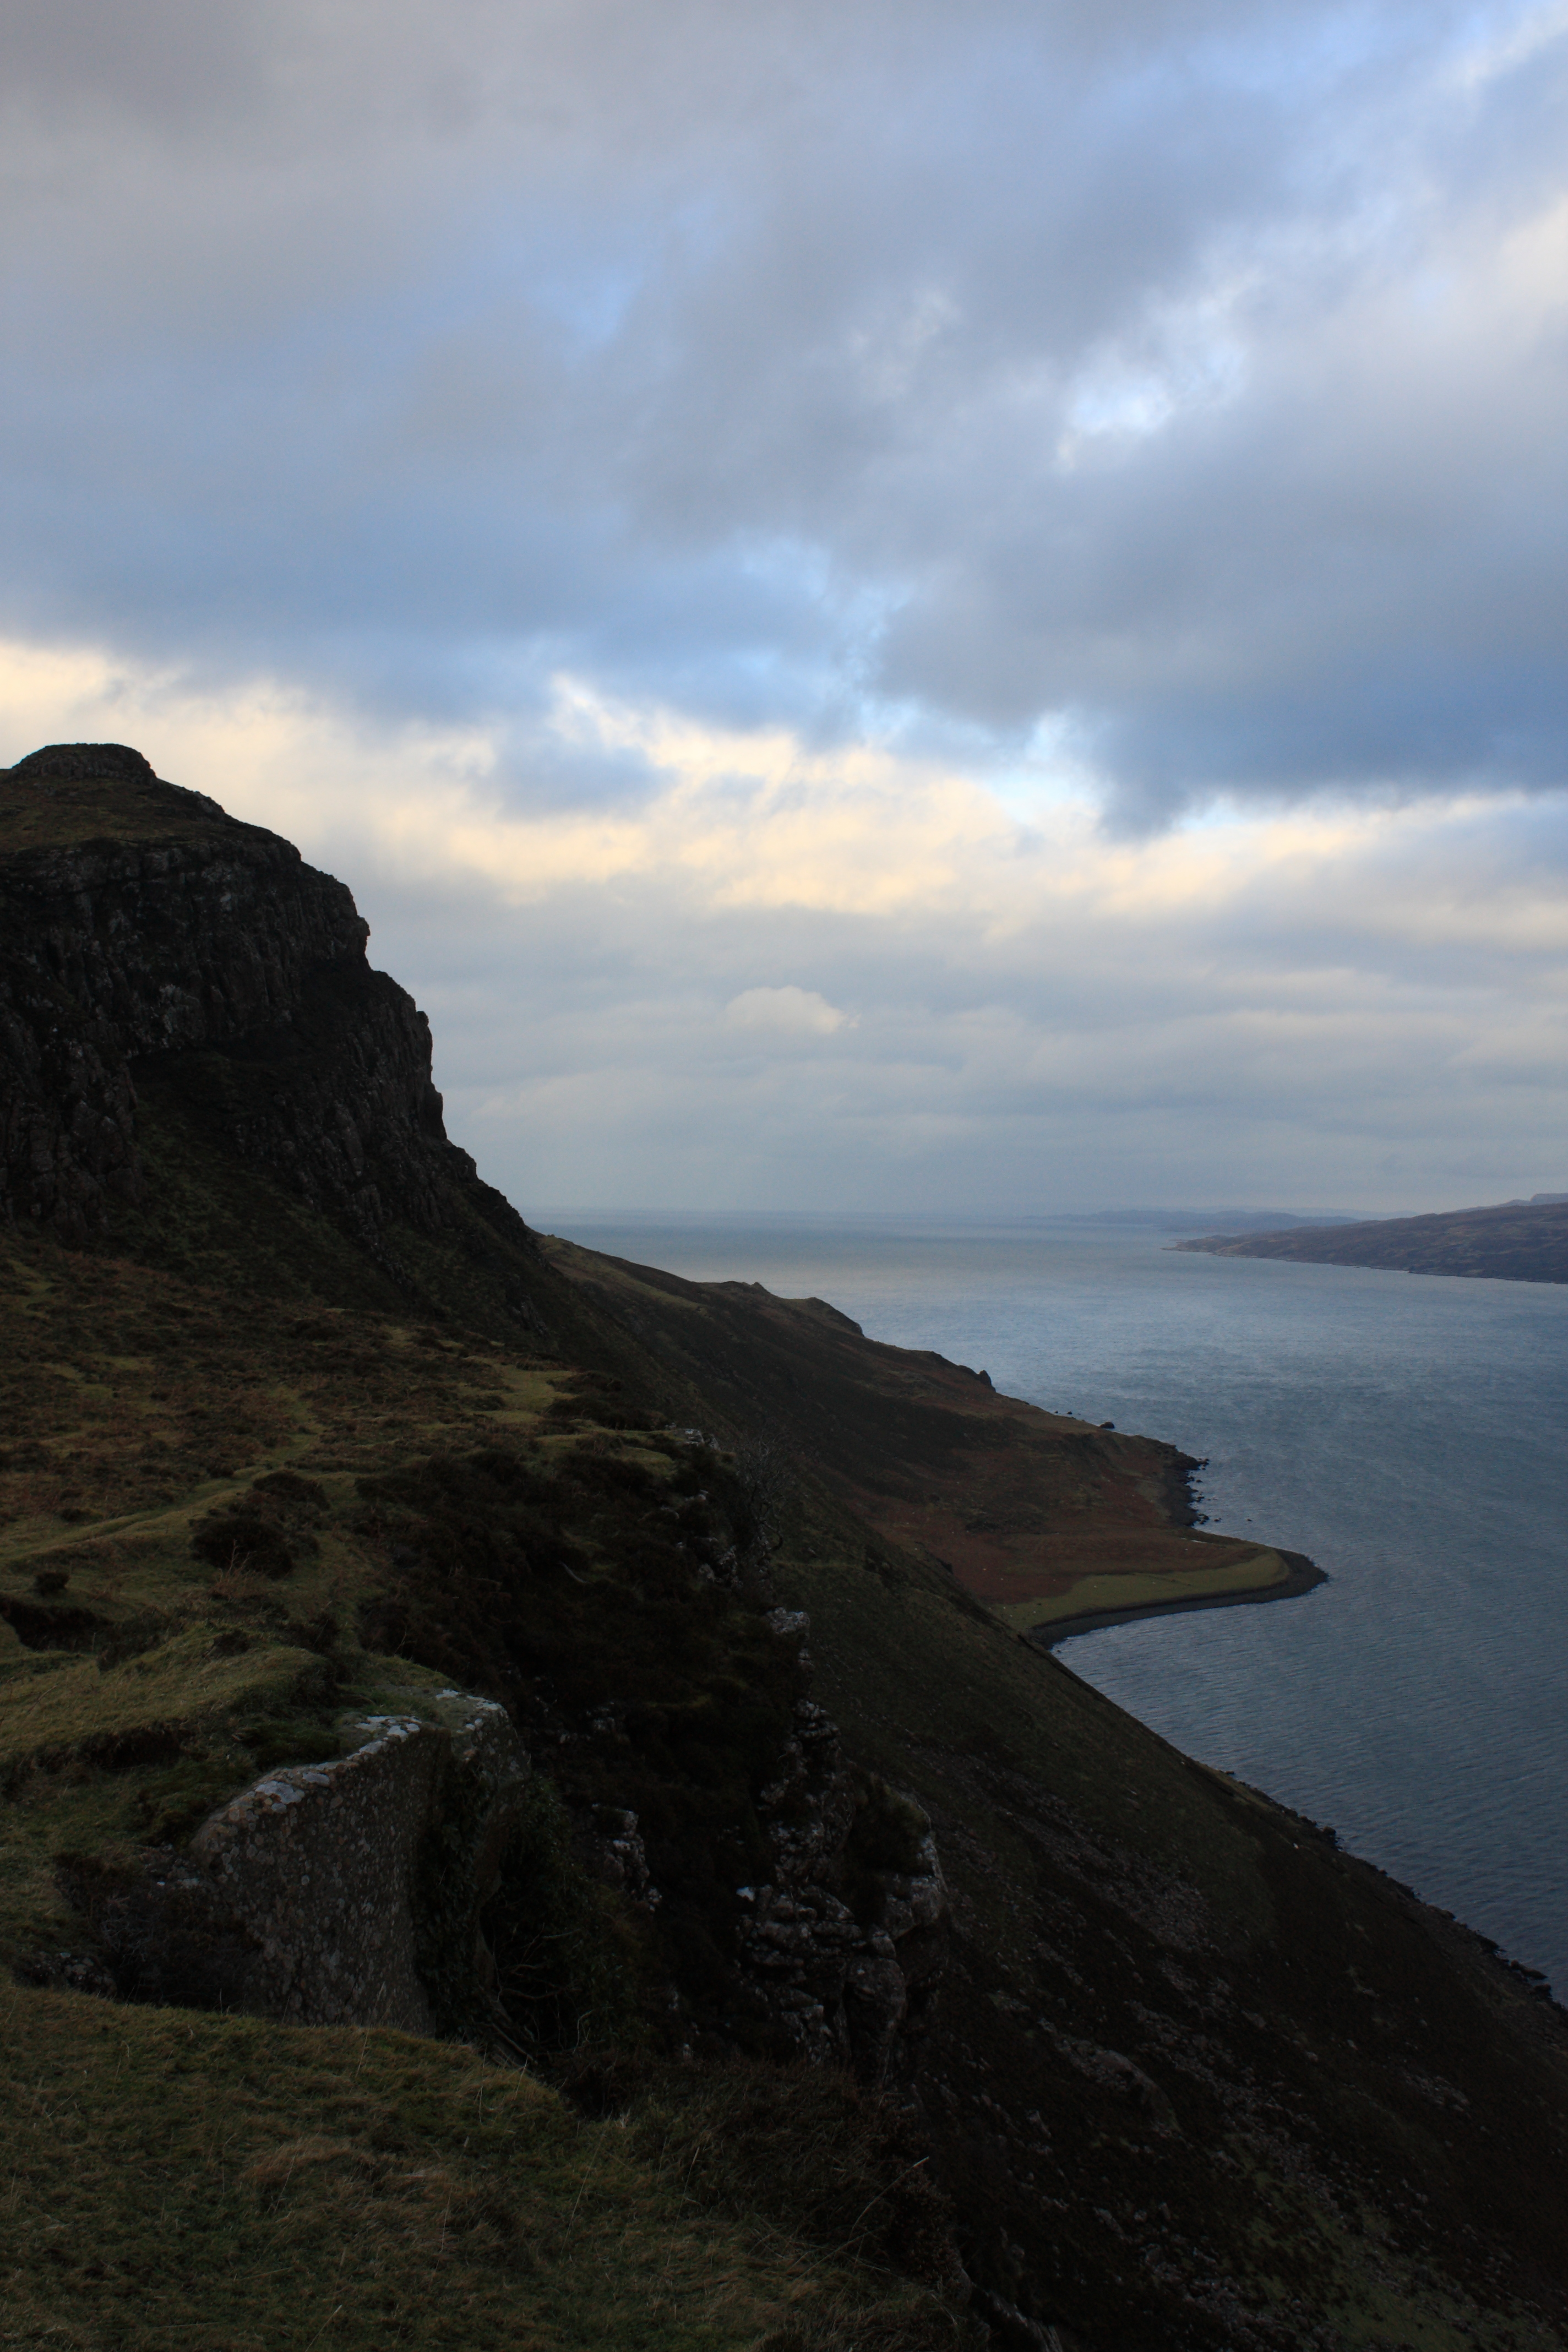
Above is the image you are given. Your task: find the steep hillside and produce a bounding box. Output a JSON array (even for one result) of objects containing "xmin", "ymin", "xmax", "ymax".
[
  {"xmin": 3, "ymin": 744, "xmax": 1566, "ymax": 2352},
  {"xmin": 1175, "ymin": 1200, "xmax": 1568, "ymax": 1283}
]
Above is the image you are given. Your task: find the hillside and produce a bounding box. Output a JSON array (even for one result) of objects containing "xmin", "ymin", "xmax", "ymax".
[
  {"xmin": 3, "ymin": 743, "xmax": 1567, "ymax": 2352},
  {"xmin": 1174, "ymin": 1199, "xmax": 1568, "ymax": 1283}
]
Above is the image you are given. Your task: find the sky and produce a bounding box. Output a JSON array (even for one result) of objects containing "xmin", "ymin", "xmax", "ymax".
[{"xmin": 2, "ymin": 0, "xmax": 1566, "ymax": 1217}]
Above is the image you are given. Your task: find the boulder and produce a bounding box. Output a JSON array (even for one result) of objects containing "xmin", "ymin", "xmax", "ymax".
[{"xmin": 61, "ymin": 1690, "xmax": 530, "ymax": 2032}]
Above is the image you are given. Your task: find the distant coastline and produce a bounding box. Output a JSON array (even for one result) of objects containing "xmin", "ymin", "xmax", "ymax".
[{"xmin": 1174, "ymin": 1196, "xmax": 1568, "ymax": 1285}]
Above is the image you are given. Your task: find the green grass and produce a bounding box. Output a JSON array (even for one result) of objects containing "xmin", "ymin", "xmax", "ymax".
[
  {"xmin": 1, "ymin": 1989, "xmax": 966, "ymax": 2351},
  {"xmin": 987, "ymin": 1544, "xmax": 1289, "ymax": 1634},
  {"xmin": 0, "ymin": 1633, "xmax": 325, "ymax": 1782}
]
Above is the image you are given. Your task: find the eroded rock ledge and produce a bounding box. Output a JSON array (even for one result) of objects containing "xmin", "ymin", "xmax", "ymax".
[
  {"xmin": 738, "ymin": 1617, "xmax": 949, "ymax": 2082},
  {"xmin": 55, "ymin": 1690, "xmax": 530, "ymax": 2029},
  {"xmin": 48, "ymin": 1637, "xmax": 948, "ymax": 2085}
]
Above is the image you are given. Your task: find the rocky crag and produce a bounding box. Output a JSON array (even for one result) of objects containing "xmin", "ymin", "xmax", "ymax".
[
  {"xmin": 3, "ymin": 744, "xmax": 1567, "ymax": 2352},
  {"xmin": 1, "ymin": 743, "xmax": 434, "ymax": 1245},
  {"xmin": 0, "ymin": 742, "xmax": 576, "ymax": 1351}
]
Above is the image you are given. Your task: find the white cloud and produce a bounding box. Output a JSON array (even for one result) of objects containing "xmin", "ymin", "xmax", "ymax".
[
  {"xmin": 3, "ymin": 0, "xmax": 1566, "ymax": 1211},
  {"xmin": 724, "ymin": 986, "xmax": 854, "ymax": 1035}
]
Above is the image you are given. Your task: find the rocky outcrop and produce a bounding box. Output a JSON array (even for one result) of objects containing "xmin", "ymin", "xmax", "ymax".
[
  {"xmin": 0, "ymin": 742, "xmax": 494, "ymax": 1261},
  {"xmin": 739, "ymin": 1618, "xmax": 949, "ymax": 2082},
  {"xmin": 57, "ymin": 1690, "xmax": 530, "ymax": 2029},
  {"xmin": 737, "ymin": 1842, "xmax": 948, "ymax": 2086}
]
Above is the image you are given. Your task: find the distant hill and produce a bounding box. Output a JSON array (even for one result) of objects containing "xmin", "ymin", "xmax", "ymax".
[
  {"xmin": 1175, "ymin": 1196, "xmax": 1568, "ymax": 1283},
  {"xmin": 1066, "ymin": 1206, "xmax": 1365, "ymax": 1234}
]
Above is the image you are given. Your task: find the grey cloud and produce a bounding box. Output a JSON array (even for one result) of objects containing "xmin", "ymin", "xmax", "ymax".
[
  {"xmin": 314, "ymin": 767, "xmax": 1566, "ymax": 1218},
  {"xmin": 1, "ymin": 0, "xmax": 272, "ymax": 132},
  {"xmin": 369, "ymin": 851, "xmax": 1568, "ymax": 1213},
  {"xmin": 2, "ymin": 0, "xmax": 1564, "ymax": 812}
]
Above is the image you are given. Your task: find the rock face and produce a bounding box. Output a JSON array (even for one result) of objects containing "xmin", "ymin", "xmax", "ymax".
[
  {"xmin": 0, "ymin": 742, "xmax": 488, "ymax": 1261},
  {"xmin": 63, "ymin": 1691, "xmax": 530, "ymax": 2030},
  {"xmin": 193, "ymin": 1692, "xmax": 530, "ymax": 2029},
  {"xmin": 740, "ymin": 1620, "xmax": 948, "ymax": 2082}
]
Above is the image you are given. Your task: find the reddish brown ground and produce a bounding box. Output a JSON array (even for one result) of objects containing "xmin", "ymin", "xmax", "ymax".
[
  {"xmin": 544, "ymin": 1249, "xmax": 1283, "ymax": 1623},
  {"xmin": 820, "ymin": 1367, "xmax": 1269, "ymax": 1605}
]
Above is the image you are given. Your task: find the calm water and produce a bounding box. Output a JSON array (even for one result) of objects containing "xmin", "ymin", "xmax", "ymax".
[{"xmin": 541, "ymin": 1212, "xmax": 1568, "ymax": 1996}]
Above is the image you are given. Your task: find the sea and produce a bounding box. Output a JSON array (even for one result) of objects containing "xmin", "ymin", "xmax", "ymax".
[{"xmin": 538, "ymin": 1210, "xmax": 1568, "ymax": 1999}]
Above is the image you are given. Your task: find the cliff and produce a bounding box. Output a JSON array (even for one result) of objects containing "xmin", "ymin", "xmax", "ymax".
[
  {"xmin": 1175, "ymin": 1196, "xmax": 1568, "ymax": 1283},
  {"xmin": 3, "ymin": 744, "xmax": 1566, "ymax": 2352},
  {"xmin": 1, "ymin": 742, "xmax": 562, "ymax": 1304},
  {"xmin": 2, "ymin": 742, "xmax": 418, "ymax": 1241}
]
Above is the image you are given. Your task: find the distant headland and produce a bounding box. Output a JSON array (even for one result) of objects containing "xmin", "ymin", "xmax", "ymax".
[{"xmin": 1174, "ymin": 1194, "xmax": 1568, "ymax": 1284}]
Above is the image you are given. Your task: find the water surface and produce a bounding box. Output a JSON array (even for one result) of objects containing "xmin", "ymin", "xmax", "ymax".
[{"xmin": 541, "ymin": 1211, "xmax": 1568, "ymax": 1995}]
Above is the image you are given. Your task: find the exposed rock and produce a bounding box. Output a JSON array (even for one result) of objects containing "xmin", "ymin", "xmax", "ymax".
[
  {"xmin": 11, "ymin": 749, "xmax": 1568, "ymax": 2348},
  {"xmin": 738, "ymin": 1665, "xmax": 950, "ymax": 2082},
  {"xmin": 11, "ymin": 743, "xmax": 166, "ymax": 790},
  {"xmin": 969, "ymin": 2290, "xmax": 1065, "ymax": 2350},
  {"xmin": 1041, "ymin": 2029, "xmax": 1179, "ymax": 2133},
  {"xmin": 206, "ymin": 1719, "xmax": 448, "ymax": 2027},
  {"xmin": 58, "ymin": 1689, "xmax": 530, "ymax": 2030},
  {"xmin": 579, "ymin": 1806, "xmax": 661, "ymax": 1908},
  {"xmin": 0, "ymin": 742, "xmax": 504, "ymax": 1266}
]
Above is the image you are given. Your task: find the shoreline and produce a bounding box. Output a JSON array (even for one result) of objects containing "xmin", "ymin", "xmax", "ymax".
[{"xmin": 1026, "ymin": 1547, "xmax": 1327, "ymax": 1649}]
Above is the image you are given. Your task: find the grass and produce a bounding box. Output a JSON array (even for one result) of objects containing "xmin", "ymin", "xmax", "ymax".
[
  {"xmin": 0, "ymin": 761, "xmax": 244, "ymax": 855},
  {"xmin": 1, "ymin": 1989, "xmax": 966, "ymax": 2351},
  {"xmin": 12, "ymin": 756, "xmax": 1567, "ymax": 2346},
  {"xmin": 0, "ymin": 1228, "xmax": 982, "ymax": 2345},
  {"xmin": 758, "ymin": 1477, "xmax": 1568, "ymax": 2352},
  {"xmin": 0, "ymin": 1221, "xmax": 805, "ymax": 2059},
  {"xmin": 987, "ymin": 1544, "xmax": 1289, "ymax": 1634},
  {"xmin": 0, "ymin": 1632, "xmax": 325, "ymax": 1779},
  {"xmin": 0, "ymin": 1229, "xmax": 660, "ymax": 1978}
]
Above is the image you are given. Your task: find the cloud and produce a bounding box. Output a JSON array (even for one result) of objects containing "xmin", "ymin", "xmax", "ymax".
[
  {"xmin": 3, "ymin": 4, "xmax": 1566, "ymax": 1211},
  {"xmin": 1, "ymin": 0, "xmax": 1565, "ymax": 820},
  {"xmin": 724, "ymin": 986, "xmax": 854, "ymax": 1036},
  {"xmin": 5, "ymin": 636, "xmax": 1562, "ymax": 1215}
]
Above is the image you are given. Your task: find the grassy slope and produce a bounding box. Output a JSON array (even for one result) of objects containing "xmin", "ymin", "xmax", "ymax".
[
  {"xmin": 3, "ymin": 1990, "xmax": 956, "ymax": 2352},
  {"xmin": 772, "ymin": 1500, "xmax": 1568, "ymax": 2349},
  {"xmin": 540, "ymin": 1236, "xmax": 1304, "ymax": 1632},
  {"xmin": 0, "ymin": 763, "xmax": 241, "ymax": 855},
  {"xmin": 0, "ymin": 1229, "xmax": 972, "ymax": 2351},
  {"xmin": 531, "ymin": 1247, "xmax": 1568, "ymax": 2347},
  {"xmin": 8, "ymin": 1194, "xmax": 1564, "ymax": 2347}
]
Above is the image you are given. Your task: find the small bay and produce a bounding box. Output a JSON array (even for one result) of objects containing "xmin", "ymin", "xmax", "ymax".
[{"xmin": 545, "ymin": 1210, "xmax": 1568, "ymax": 1997}]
